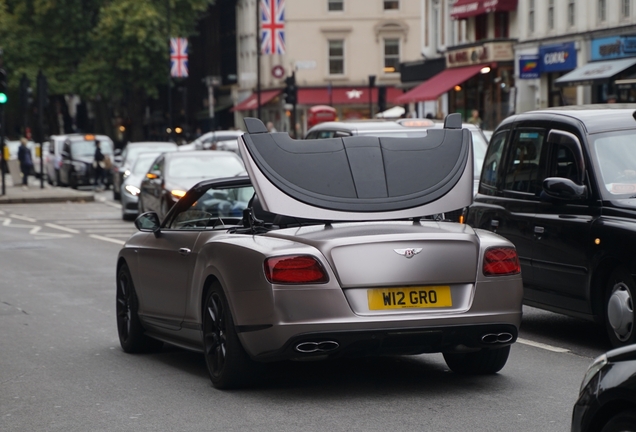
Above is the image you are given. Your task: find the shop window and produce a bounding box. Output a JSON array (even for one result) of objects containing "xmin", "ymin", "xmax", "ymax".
[
  {"xmin": 475, "ymin": 14, "xmax": 488, "ymax": 41},
  {"xmin": 528, "ymin": 0, "xmax": 535, "ymax": 33},
  {"xmin": 567, "ymin": 0, "xmax": 576, "ymax": 26},
  {"xmin": 328, "ymin": 0, "xmax": 343, "ymax": 11},
  {"xmin": 328, "ymin": 40, "xmax": 344, "ymax": 75},
  {"xmin": 548, "ymin": 0, "xmax": 554, "ymax": 30},
  {"xmin": 384, "ymin": 0, "xmax": 399, "ymax": 10},
  {"xmin": 384, "ymin": 39, "xmax": 400, "ymax": 73},
  {"xmin": 494, "ymin": 12, "xmax": 509, "ymax": 38},
  {"xmin": 598, "ymin": 0, "xmax": 607, "ymax": 22},
  {"xmin": 503, "ymin": 129, "xmax": 545, "ymax": 194},
  {"xmin": 622, "ymin": 0, "xmax": 631, "ymax": 17}
]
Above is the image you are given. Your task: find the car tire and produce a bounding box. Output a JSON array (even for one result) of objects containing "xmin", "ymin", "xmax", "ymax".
[
  {"xmin": 116, "ymin": 263, "xmax": 163, "ymax": 353},
  {"xmin": 605, "ymin": 267, "xmax": 636, "ymax": 348},
  {"xmin": 443, "ymin": 345, "xmax": 510, "ymax": 375},
  {"xmin": 202, "ymin": 283, "xmax": 256, "ymax": 389},
  {"xmin": 601, "ymin": 410, "xmax": 636, "ymax": 432}
]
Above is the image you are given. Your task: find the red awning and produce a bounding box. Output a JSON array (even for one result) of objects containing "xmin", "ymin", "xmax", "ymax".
[
  {"xmin": 394, "ymin": 64, "xmax": 486, "ymax": 104},
  {"xmin": 450, "ymin": 0, "xmax": 518, "ymax": 20},
  {"xmin": 231, "ymin": 90, "xmax": 281, "ymax": 112},
  {"xmin": 298, "ymin": 87, "xmax": 403, "ymax": 105}
]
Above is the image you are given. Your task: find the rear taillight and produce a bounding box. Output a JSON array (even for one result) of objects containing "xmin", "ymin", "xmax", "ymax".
[
  {"xmin": 483, "ymin": 247, "xmax": 520, "ymax": 276},
  {"xmin": 264, "ymin": 255, "xmax": 329, "ymax": 284}
]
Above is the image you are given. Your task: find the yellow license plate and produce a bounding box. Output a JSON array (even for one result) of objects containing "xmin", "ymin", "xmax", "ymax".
[{"xmin": 367, "ymin": 286, "xmax": 452, "ymax": 310}]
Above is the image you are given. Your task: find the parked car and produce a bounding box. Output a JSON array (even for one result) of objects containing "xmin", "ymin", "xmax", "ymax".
[
  {"xmin": 45, "ymin": 134, "xmax": 114, "ymax": 187},
  {"xmin": 116, "ymin": 115, "xmax": 523, "ymax": 389},
  {"xmin": 572, "ymin": 344, "xmax": 636, "ymax": 432},
  {"xmin": 58, "ymin": 134, "xmax": 115, "ymax": 188},
  {"xmin": 178, "ymin": 130, "xmax": 244, "ymax": 152},
  {"xmin": 120, "ymin": 151, "xmax": 171, "ymax": 221},
  {"xmin": 112, "ymin": 141, "xmax": 178, "ymax": 200},
  {"xmin": 467, "ymin": 105, "xmax": 636, "ymax": 348},
  {"xmin": 138, "ymin": 150, "xmax": 245, "ymax": 220}
]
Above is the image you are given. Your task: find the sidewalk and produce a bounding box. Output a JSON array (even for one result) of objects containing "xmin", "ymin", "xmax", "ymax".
[{"xmin": 0, "ymin": 174, "xmax": 95, "ymax": 204}]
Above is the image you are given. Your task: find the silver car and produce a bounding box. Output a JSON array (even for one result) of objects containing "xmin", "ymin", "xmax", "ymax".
[{"xmin": 116, "ymin": 114, "xmax": 523, "ymax": 389}]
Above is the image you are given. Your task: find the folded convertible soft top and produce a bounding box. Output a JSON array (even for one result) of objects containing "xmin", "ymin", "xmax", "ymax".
[{"xmin": 239, "ymin": 115, "xmax": 473, "ymax": 220}]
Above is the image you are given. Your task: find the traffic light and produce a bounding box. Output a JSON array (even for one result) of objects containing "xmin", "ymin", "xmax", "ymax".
[
  {"xmin": 283, "ymin": 73, "xmax": 297, "ymax": 105},
  {"xmin": 0, "ymin": 68, "xmax": 7, "ymax": 105},
  {"xmin": 378, "ymin": 86, "xmax": 387, "ymax": 113}
]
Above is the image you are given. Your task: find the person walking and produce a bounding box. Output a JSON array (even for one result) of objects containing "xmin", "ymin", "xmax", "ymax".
[
  {"xmin": 93, "ymin": 140, "xmax": 105, "ymax": 190},
  {"xmin": 17, "ymin": 138, "xmax": 33, "ymax": 189},
  {"xmin": 468, "ymin": 109, "xmax": 482, "ymax": 128}
]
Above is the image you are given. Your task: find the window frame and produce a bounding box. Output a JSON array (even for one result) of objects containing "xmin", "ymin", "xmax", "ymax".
[
  {"xmin": 547, "ymin": 0, "xmax": 554, "ymax": 30},
  {"xmin": 328, "ymin": 0, "xmax": 343, "ymax": 12},
  {"xmin": 328, "ymin": 39, "xmax": 345, "ymax": 75},
  {"xmin": 622, "ymin": 0, "xmax": 631, "ymax": 18},
  {"xmin": 383, "ymin": 38, "xmax": 400, "ymax": 74},
  {"xmin": 383, "ymin": 0, "xmax": 399, "ymax": 11},
  {"xmin": 598, "ymin": 0, "xmax": 607, "ymax": 22},
  {"xmin": 528, "ymin": 0, "xmax": 535, "ymax": 34},
  {"xmin": 567, "ymin": 0, "xmax": 576, "ymax": 27}
]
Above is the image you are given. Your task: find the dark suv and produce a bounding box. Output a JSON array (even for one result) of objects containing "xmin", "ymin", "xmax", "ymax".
[{"xmin": 467, "ymin": 105, "xmax": 636, "ymax": 348}]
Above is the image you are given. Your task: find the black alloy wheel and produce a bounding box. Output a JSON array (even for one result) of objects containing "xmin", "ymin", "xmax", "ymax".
[
  {"xmin": 601, "ymin": 410, "xmax": 636, "ymax": 432},
  {"xmin": 605, "ymin": 267, "xmax": 636, "ymax": 348},
  {"xmin": 443, "ymin": 345, "xmax": 510, "ymax": 375},
  {"xmin": 116, "ymin": 263, "xmax": 162, "ymax": 353},
  {"xmin": 202, "ymin": 283, "xmax": 255, "ymax": 389}
]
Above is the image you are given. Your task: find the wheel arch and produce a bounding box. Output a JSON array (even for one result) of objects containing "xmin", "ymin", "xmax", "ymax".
[{"xmin": 588, "ymin": 400, "xmax": 636, "ymax": 432}]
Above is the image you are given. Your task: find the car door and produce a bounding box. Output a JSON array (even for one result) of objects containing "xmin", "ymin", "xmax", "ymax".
[{"xmin": 531, "ymin": 129, "xmax": 596, "ymax": 314}]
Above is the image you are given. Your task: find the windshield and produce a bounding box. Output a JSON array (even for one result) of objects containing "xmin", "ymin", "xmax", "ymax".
[
  {"xmin": 591, "ymin": 129, "xmax": 636, "ymax": 199},
  {"xmin": 71, "ymin": 140, "xmax": 113, "ymax": 157},
  {"xmin": 167, "ymin": 154, "xmax": 245, "ymax": 179},
  {"xmin": 132, "ymin": 153, "xmax": 161, "ymax": 175},
  {"xmin": 124, "ymin": 144, "xmax": 176, "ymax": 164}
]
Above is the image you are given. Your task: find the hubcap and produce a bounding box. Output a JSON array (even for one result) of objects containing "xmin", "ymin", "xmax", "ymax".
[
  {"xmin": 116, "ymin": 274, "xmax": 132, "ymax": 340},
  {"xmin": 204, "ymin": 293, "xmax": 226, "ymax": 376},
  {"xmin": 608, "ymin": 282, "xmax": 634, "ymax": 342}
]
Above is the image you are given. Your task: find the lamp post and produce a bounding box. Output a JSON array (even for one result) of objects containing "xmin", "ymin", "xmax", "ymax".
[{"xmin": 368, "ymin": 75, "xmax": 376, "ymax": 119}]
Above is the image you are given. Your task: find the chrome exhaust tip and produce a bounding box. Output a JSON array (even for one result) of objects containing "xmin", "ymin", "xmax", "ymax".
[
  {"xmin": 295, "ymin": 341, "xmax": 339, "ymax": 353},
  {"xmin": 481, "ymin": 333, "xmax": 514, "ymax": 344}
]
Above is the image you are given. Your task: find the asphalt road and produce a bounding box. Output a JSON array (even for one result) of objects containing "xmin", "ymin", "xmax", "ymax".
[{"xmin": 0, "ymin": 193, "xmax": 606, "ymax": 431}]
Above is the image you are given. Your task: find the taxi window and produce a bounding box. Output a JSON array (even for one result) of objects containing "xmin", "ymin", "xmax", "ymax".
[
  {"xmin": 481, "ymin": 130, "xmax": 508, "ymax": 189},
  {"xmin": 503, "ymin": 129, "xmax": 546, "ymax": 194}
]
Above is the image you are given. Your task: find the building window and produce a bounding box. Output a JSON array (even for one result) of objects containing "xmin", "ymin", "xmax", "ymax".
[
  {"xmin": 495, "ymin": 12, "xmax": 509, "ymax": 38},
  {"xmin": 384, "ymin": 0, "xmax": 399, "ymax": 10},
  {"xmin": 328, "ymin": 0, "xmax": 343, "ymax": 11},
  {"xmin": 598, "ymin": 0, "xmax": 607, "ymax": 21},
  {"xmin": 622, "ymin": 0, "xmax": 631, "ymax": 17},
  {"xmin": 475, "ymin": 14, "xmax": 487, "ymax": 40},
  {"xmin": 328, "ymin": 40, "xmax": 344, "ymax": 75},
  {"xmin": 528, "ymin": 0, "xmax": 535, "ymax": 33},
  {"xmin": 384, "ymin": 38, "xmax": 399, "ymax": 73},
  {"xmin": 567, "ymin": 0, "xmax": 576, "ymax": 26},
  {"xmin": 548, "ymin": 0, "xmax": 554, "ymax": 30}
]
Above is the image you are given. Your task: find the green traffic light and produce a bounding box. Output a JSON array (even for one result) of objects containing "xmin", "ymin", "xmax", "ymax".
[{"xmin": 0, "ymin": 93, "xmax": 7, "ymax": 104}]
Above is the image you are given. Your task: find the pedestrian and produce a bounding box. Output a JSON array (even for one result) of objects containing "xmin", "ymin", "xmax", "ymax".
[
  {"xmin": 266, "ymin": 121, "xmax": 277, "ymax": 132},
  {"xmin": 93, "ymin": 140, "xmax": 105, "ymax": 190},
  {"xmin": 17, "ymin": 138, "xmax": 33, "ymax": 189},
  {"xmin": 468, "ymin": 109, "xmax": 482, "ymax": 127}
]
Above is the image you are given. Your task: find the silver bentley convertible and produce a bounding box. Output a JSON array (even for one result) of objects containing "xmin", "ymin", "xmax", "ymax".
[{"xmin": 116, "ymin": 114, "xmax": 523, "ymax": 389}]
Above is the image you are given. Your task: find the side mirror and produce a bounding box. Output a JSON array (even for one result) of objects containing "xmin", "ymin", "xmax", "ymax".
[
  {"xmin": 542, "ymin": 177, "xmax": 587, "ymax": 200},
  {"xmin": 146, "ymin": 171, "xmax": 161, "ymax": 180},
  {"xmin": 135, "ymin": 212, "xmax": 161, "ymax": 234}
]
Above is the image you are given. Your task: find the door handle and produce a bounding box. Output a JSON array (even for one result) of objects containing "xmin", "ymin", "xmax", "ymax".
[
  {"xmin": 534, "ymin": 226, "xmax": 545, "ymax": 234},
  {"xmin": 179, "ymin": 248, "xmax": 191, "ymax": 256}
]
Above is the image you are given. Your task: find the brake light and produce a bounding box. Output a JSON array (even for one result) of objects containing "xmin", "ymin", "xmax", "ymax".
[
  {"xmin": 264, "ymin": 255, "xmax": 329, "ymax": 284},
  {"xmin": 483, "ymin": 247, "xmax": 520, "ymax": 276}
]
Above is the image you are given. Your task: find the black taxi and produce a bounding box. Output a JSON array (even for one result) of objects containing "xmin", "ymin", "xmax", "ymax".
[{"xmin": 467, "ymin": 105, "xmax": 636, "ymax": 347}]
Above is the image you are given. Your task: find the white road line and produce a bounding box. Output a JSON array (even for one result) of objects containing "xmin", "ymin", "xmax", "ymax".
[
  {"xmin": 45, "ymin": 223, "xmax": 80, "ymax": 234},
  {"xmin": 10, "ymin": 214, "xmax": 37, "ymax": 222},
  {"xmin": 89, "ymin": 234, "xmax": 125, "ymax": 245},
  {"xmin": 84, "ymin": 229, "xmax": 135, "ymax": 234},
  {"xmin": 517, "ymin": 338, "xmax": 570, "ymax": 353},
  {"xmin": 101, "ymin": 201, "xmax": 122, "ymax": 209}
]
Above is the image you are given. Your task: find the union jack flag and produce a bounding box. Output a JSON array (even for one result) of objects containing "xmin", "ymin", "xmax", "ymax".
[
  {"xmin": 170, "ymin": 37, "xmax": 188, "ymax": 78},
  {"xmin": 260, "ymin": 0, "xmax": 285, "ymax": 55}
]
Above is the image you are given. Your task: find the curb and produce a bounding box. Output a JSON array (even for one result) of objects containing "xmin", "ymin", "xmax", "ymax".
[{"xmin": 0, "ymin": 194, "xmax": 95, "ymax": 204}]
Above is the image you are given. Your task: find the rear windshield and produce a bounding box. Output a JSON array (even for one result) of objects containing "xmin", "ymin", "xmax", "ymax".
[{"xmin": 167, "ymin": 154, "xmax": 245, "ymax": 179}]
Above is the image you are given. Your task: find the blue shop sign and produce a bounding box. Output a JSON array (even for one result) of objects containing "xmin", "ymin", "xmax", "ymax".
[
  {"xmin": 591, "ymin": 36, "xmax": 636, "ymax": 61},
  {"xmin": 539, "ymin": 43, "xmax": 577, "ymax": 73},
  {"xmin": 519, "ymin": 55, "xmax": 540, "ymax": 79}
]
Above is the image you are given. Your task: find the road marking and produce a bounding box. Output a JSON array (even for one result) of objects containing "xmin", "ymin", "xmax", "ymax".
[
  {"xmin": 10, "ymin": 214, "xmax": 37, "ymax": 222},
  {"xmin": 89, "ymin": 234, "xmax": 125, "ymax": 245},
  {"xmin": 101, "ymin": 201, "xmax": 121, "ymax": 209},
  {"xmin": 517, "ymin": 337, "xmax": 570, "ymax": 353},
  {"xmin": 45, "ymin": 223, "xmax": 80, "ymax": 234}
]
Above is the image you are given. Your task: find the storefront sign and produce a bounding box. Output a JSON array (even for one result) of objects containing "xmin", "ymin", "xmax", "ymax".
[
  {"xmin": 519, "ymin": 55, "xmax": 540, "ymax": 79},
  {"xmin": 591, "ymin": 35, "xmax": 636, "ymax": 61},
  {"xmin": 539, "ymin": 42, "xmax": 577, "ymax": 73},
  {"xmin": 446, "ymin": 42, "xmax": 514, "ymax": 68}
]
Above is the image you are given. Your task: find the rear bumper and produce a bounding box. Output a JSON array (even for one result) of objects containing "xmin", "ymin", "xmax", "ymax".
[{"xmin": 247, "ymin": 322, "xmax": 518, "ymax": 362}]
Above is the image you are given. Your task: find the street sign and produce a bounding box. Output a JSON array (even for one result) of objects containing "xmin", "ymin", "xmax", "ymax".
[{"xmin": 272, "ymin": 65, "xmax": 285, "ymax": 79}]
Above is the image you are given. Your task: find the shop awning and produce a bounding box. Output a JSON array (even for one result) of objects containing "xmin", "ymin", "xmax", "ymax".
[
  {"xmin": 451, "ymin": 0, "xmax": 518, "ymax": 19},
  {"xmin": 555, "ymin": 58, "xmax": 636, "ymax": 87},
  {"xmin": 298, "ymin": 87, "xmax": 403, "ymax": 105},
  {"xmin": 394, "ymin": 64, "xmax": 486, "ymax": 104},
  {"xmin": 230, "ymin": 90, "xmax": 281, "ymax": 112}
]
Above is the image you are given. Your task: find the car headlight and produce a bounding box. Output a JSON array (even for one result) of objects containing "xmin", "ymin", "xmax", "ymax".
[
  {"xmin": 124, "ymin": 184, "xmax": 141, "ymax": 196},
  {"xmin": 123, "ymin": 169, "xmax": 131, "ymax": 178},
  {"xmin": 580, "ymin": 353, "xmax": 608, "ymax": 394}
]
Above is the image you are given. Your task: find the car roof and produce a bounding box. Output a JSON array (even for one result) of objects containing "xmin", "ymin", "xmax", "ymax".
[
  {"xmin": 307, "ymin": 118, "xmax": 481, "ymax": 135},
  {"xmin": 499, "ymin": 104, "xmax": 636, "ymax": 134},
  {"xmin": 126, "ymin": 141, "xmax": 176, "ymax": 146}
]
